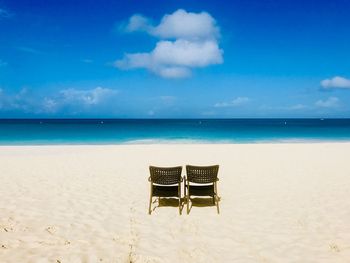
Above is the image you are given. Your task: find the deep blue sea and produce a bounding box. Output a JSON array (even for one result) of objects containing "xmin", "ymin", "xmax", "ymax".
[{"xmin": 0, "ymin": 119, "xmax": 350, "ymax": 145}]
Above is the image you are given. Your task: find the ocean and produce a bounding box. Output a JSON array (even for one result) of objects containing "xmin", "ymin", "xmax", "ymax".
[{"xmin": 0, "ymin": 119, "xmax": 350, "ymax": 145}]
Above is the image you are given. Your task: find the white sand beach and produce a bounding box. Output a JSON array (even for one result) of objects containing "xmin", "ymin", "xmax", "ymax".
[{"xmin": 1, "ymin": 143, "xmax": 350, "ymax": 263}]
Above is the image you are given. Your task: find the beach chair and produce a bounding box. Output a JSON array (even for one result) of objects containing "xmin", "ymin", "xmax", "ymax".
[
  {"xmin": 148, "ymin": 166, "xmax": 183, "ymax": 215},
  {"xmin": 185, "ymin": 165, "xmax": 220, "ymax": 214}
]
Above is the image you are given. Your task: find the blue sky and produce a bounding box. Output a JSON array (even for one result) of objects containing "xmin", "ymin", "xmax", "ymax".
[{"xmin": 0, "ymin": 0, "xmax": 350, "ymax": 118}]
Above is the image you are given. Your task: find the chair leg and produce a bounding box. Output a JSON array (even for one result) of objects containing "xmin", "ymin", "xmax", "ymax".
[
  {"xmin": 178, "ymin": 183, "xmax": 181, "ymax": 215},
  {"xmin": 148, "ymin": 196, "xmax": 152, "ymax": 215},
  {"xmin": 183, "ymin": 182, "xmax": 187, "ymax": 215},
  {"xmin": 148, "ymin": 183, "xmax": 153, "ymax": 215},
  {"xmin": 186, "ymin": 183, "xmax": 190, "ymax": 215},
  {"xmin": 216, "ymin": 195, "xmax": 220, "ymax": 214},
  {"xmin": 179, "ymin": 198, "xmax": 181, "ymax": 215},
  {"xmin": 213, "ymin": 182, "xmax": 216, "ymax": 204},
  {"xmin": 215, "ymin": 182, "xmax": 220, "ymax": 214}
]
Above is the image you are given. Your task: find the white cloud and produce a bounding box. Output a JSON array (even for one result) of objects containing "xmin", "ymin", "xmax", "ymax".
[
  {"xmin": 215, "ymin": 97, "xmax": 250, "ymax": 107},
  {"xmin": 125, "ymin": 14, "xmax": 152, "ymax": 32},
  {"xmin": 152, "ymin": 39, "xmax": 222, "ymax": 67},
  {"xmin": 320, "ymin": 76, "xmax": 350, "ymax": 89},
  {"xmin": 315, "ymin": 97, "xmax": 339, "ymax": 108},
  {"xmin": 150, "ymin": 9, "xmax": 219, "ymax": 40},
  {"xmin": 157, "ymin": 66, "xmax": 191, "ymax": 78},
  {"xmin": 116, "ymin": 39, "xmax": 222, "ymax": 78},
  {"xmin": 124, "ymin": 9, "xmax": 219, "ymax": 40},
  {"xmin": 116, "ymin": 9, "xmax": 223, "ymax": 78},
  {"xmin": 116, "ymin": 53, "xmax": 151, "ymax": 69}
]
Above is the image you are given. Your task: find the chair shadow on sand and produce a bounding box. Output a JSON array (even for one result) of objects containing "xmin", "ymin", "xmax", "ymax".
[
  {"xmin": 151, "ymin": 197, "xmax": 185, "ymax": 213},
  {"xmin": 151, "ymin": 197, "xmax": 220, "ymax": 214},
  {"xmin": 186, "ymin": 197, "xmax": 218, "ymax": 213}
]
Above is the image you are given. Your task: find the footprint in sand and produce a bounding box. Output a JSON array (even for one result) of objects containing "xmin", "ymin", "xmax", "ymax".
[
  {"xmin": 45, "ymin": 226, "xmax": 56, "ymax": 235},
  {"xmin": 329, "ymin": 243, "xmax": 340, "ymax": 252},
  {"xmin": 296, "ymin": 218, "xmax": 308, "ymax": 230},
  {"xmin": 128, "ymin": 204, "xmax": 140, "ymax": 262},
  {"xmin": 2, "ymin": 227, "xmax": 14, "ymax": 232},
  {"xmin": 45, "ymin": 226, "xmax": 71, "ymax": 246},
  {"xmin": 180, "ymin": 247, "xmax": 208, "ymax": 263}
]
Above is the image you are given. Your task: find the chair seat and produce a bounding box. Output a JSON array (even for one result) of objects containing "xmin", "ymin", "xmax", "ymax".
[
  {"xmin": 152, "ymin": 185, "xmax": 179, "ymax": 197},
  {"xmin": 187, "ymin": 184, "xmax": 215, "ymax": 196}
]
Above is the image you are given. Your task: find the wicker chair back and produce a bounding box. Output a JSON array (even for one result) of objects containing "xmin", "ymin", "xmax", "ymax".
[
  {"xmin": 186, "ymin": 165, "xmax": 219, "ymax": 184},
  {"xmin": 149, "ymin": 166, "xmax": 182, "ymax": 185}
]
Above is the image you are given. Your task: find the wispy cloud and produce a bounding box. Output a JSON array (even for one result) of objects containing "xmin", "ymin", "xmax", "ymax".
[
  {"xmin": 0, "ymin": 88, "xmax": 34, "ymax": 112},
  {"xmin": 287, "ymin": 104, "xmax": 308, "ymax": 110},
  {"xmin": 147, "ymin": 109, "xmax": 155, "ymax": 116},
  {"xmin": 124, "ymin": 14, "xmax": 152, "ymax": 33},
  {"xmin": 261, "ymin": 97, "xmax": 340, "ymax": 112},
  {"xmin": 82, "ymin": 59, "xmax": 93, "ymax": 63},
  {"xmin": 0, "ymin": 87, "xmax": 119, "ymax": 114},
  {"xmin": 214, "ymin": 97, "xmax": 250, "ymax": 107},
  {"xmin": 59, "ymin": 87, "xmax": 118, "ymax": 106},
  {"xmin": 314, "ymin": 97, "xmax": 339, "ymax": 108},
  {"xmin": 16, "ymin": 46, "xmax": 45, "ymax": 55},
  {"xmin": 160, "ymin": 96, "xmax": 177, "ymax": 104},
  {"xmin": 116, "ymin": 9, "xmax": 223, "ymax": 78},
  {"xmin": 40, "ymin": 87, "xmax": 119, "ymax": 114},
  {"xmin": 0, "ymin": 88, "xmax": 4, "ymax": 109},
  {"xmin": 0, "ymin": 59, "xmax": 7, "ymax": 67},
  {"xmin": 259, "ymin": 104, "xmax": 310, "ymax": 111},
  {"xmin": 320, "ymin": 76, "xmax": 350, "ymax": 89},
  {"xmin": 0, "ymin": 8, "xmax": 12, "ymax": 19},
  {"xmin": 41, "ymin": 98, "xmax": 58, "ymax": 113}
]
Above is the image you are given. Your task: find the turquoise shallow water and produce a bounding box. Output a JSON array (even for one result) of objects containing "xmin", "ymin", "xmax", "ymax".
[{"xmin": 0, "ymin": 119, "xmax": 350, "ymax": 145}]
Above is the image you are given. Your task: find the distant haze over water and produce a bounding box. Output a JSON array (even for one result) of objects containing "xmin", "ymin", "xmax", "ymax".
[{"xmin": 0, "ymin": 119, "xmax": 350, "ymax": 145}]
